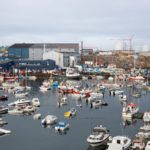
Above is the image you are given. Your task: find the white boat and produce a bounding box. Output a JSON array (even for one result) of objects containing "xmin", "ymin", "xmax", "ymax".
[
  {"xmin": 119, "ymin": 95, "xmax": 127, "ymax": 101},
  {"xmin": 87, "ymin": 125, "xmax": 110, "ymax": 147},
  {"xmin": 55, "ymin": 121, "xmax": 69, "ymax": 132},
  {"xmin": 8, "ymin": 99, "xmax": 31, "ymax": 107},
  {"xmin": 0, "ymin": 118, "xmax": 8, "ymax": 126},
  {"xmin": 131, "ymin": 137, "xmax": 145, "ymax": 150},
  {"xmin": 23, "ymin": 105, "xmax": 35, "ymax": 113},
  {"xmin": 122, "ymin": 103, "xmax": 139, "ymax": 118},
  {"xmin": 0, "ymin": 128, "xmax": 11, "ymax": 135},
  {"xmin": 33, "ymin": 113, "xmax": 42, "ymax": 120},
  {"xmin": 107, "ymin": 136, "xmax": 131, "ymax": 150},
  {"xmin": 8, "ymin": 107, "xmax": 24, "ymax": 115},
  {"xmin": 57, "ymin": 96, "xmax": 67, "ymax": 107},
  {"xmin": 92, "ymin": 100, "xmax": 103, "ymax": 108},
  {"xmin": 0, "ymin": 106, "xmax": 8, "ymax": 114},
  {"xmin": 66, "ymin": 67, "xmax": 81, "ymax": 79},
  {"xmin": 14, "ymin": 91, "xmax": 29, "ymax": 98},
  {"xmin": 41, "ymin": 115, "xmax": 58, "ymax": 126},
  {"xmin": 39, "ymin": 85, "xmax": 51, "ymax": 92},
  {"xmin": 145, "ymin": 141, "xmax": 150, "ymax": 150},
  {"xmin": 143, "ymin": 112, "xmax": 150, "ymax": 122},
  {"xmin": 32, "ymin": 98, "xmax": 40, "ymax": 107}
]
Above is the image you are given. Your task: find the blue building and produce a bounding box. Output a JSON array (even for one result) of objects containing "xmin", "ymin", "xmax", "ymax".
[
  {"xmin": 14, "ymin": 59, "xmax": 56, "ymax": 71},
  {"xmin": 8, "ymin": 43, "xmax": 33, "ymax": 59}
]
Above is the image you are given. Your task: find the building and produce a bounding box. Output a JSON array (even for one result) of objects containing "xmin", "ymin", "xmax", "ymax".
[
  {"xmin": 43, "ymin": 50, "xmax": 80, "ymax": 68},
  {"xmin": 14, "ymin": 59, "xmax": 56, "ymax": 71},
  {"xmin": 8, "ymin": 43, "xmax": 80, "ymax": 66}
]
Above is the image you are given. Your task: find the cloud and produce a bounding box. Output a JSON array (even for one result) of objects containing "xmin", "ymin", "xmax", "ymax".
[{"xmin": 0, "ymin": 0, "xmax": 150, "ymax": 50}]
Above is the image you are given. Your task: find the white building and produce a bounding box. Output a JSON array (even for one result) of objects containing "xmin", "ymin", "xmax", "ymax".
[{"xmin": 42, "ymin": 43, "xmax": 80, "ymax": 68}]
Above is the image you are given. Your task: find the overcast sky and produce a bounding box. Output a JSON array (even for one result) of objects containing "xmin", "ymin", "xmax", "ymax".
[{"xmin": 0, "ymin": 0, "xmax": 150, "ymax": 50}]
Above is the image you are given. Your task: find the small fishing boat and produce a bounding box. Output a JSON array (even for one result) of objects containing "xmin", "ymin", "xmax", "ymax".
[
  {"xmin": 32, "ymin": 98, "xmax": 40, "ymax": 107},
  {"xmin": 0, "ymin": 128, "xmax": 11, "ymax": 135},
  {"xmin": 0, "ymin": 106, "xmax": 8, "ymax": 114},
  {"xmin": 55, "ymin": 121, "xmax": 70, "ymax": 132},
  {"xmin": 122, "ymin": 103, "xmax": 139, "ymax": 118},
  {"xmin": 107, "ymin": 135, "xmax": 131, "ymax": 150},
  {"xmin": 87, "ymin": 125, "xmax": 110, "ymax": 147},
  {"xmin": 41, "ymin": 115, "xmax": 58, "ymax": 126},
  {"xmin": 0, "ymin": 95, "xmax": 8, "ymax": 101},
  {"xmin": 33, "ymin": 113, "xmax": 42, "ymax": 120},
  {"xmin": 145, "ymin": 141, "xmax": 150, "ymax": 150},
  {"xmin": 64, "ymin": 108, "xmax": 77, "ymax": 118},
  {"xmin": 130, "ymin": 137, "xmax": 145, "ymax": 150},
  {"xmin": 8, "ymin": 99, "xmax": 31, "ymax": 107}
]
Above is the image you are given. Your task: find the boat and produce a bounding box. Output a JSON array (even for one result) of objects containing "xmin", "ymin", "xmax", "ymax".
[
  {"xmin": 0, "ymin": 106, "xmax": 8, "ymax": 114},
  {"xmin": 32, "ymin": 98, "xmax": 40, "ymax": 107},
  {"xmin": 91, "ymin": 100, "xmax": 103, "ymax": 108},
  {"xmin": 87, "ymin": 125, "xmax": 110, "ymax": 147},
  {"xmin": 0, "ymin": 128, "xmax": 11, "ymax": 135},
  {"xmin": 55, "ymin": 121, "xmax": 70, "ymax": 132},
  {"xmin": 8, "ymin": 107, "xmax": 24, "ymax": 115},
  {"xmin": 143, "ymin": 112, "xmax": 150, "ymax": 122},
  {"xmin": 0, "ymin": 118, "xmax": 8, "ymax": 126},
  {"xmin": 130, "ymin": 137, "xmax": 145, "ymax": 150},
  {"xmin": 107, "ymin": 136, "xmax": 131, "ymax": 150},
  {"xmin": 57, "ymin": 96, "xmax": 67, "ymax": 107},
  {"xmin": 122, "ymin": 103, "xmax": 139, "ymax": 118},
  {"xmin": 64, "ymin": 108, "xmax": 77, "ymax": 118},
  {"xmin": 23, "ymin": 105, "xmax": 35, "ymax": 113},
  {"xmin": 41, "ymin": 115, "xmax": 58, "ymax": 126},
  {"xmin": 33, "ymin": 113, "xmax": 42, "ymax": 120},
  {"xmin": 0, "ymin": 95, "xmax": 8, "ymax": 101},
  {"xmin": 145, "ymin": 141, "xmax": 150, "ymax": 150},
  {"xmin": 119, "ymin": 95, "xmax": 127, "ymax": 101},
  {"xmin": 66, "ymin": 67, "xmax": 81, "ymax": 80},
  {"xmin": 8, "ymin": 99, "xmax": 32, "ymax": 107},
  {"xmin": 14, "ymin": 90, "xmax": 29, "ymax": 98}
]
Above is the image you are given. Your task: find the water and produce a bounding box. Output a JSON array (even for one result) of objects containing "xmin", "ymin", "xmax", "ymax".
[{"xmin": 0, "ymin": 79, "xmax": 150, "ymax": 150}]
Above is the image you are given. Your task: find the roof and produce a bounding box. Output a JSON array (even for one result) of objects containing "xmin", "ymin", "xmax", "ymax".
[
  {"xmin": 30, "ymin": 43, "xmax": 79, "ymax": 49},
  {"xmin": 8, "ymin": 43, "xmax": 79, "ymax": 49},
  {"xmin": 9, "ymin": 43, "xmax": 34, "ymax": 49}
]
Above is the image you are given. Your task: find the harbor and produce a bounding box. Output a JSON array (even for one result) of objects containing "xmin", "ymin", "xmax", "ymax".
[{"xmin": 0, "ymin": 73, "xmax": 150, "ymax": 150}]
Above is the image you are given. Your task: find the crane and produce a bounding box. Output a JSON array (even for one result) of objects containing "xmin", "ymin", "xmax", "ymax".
[{"xmin": 110, "ymin": 35, "xmax": 134, "ymax": 51}]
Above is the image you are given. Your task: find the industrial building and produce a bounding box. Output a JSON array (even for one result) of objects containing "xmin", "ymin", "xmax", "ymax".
[{"xmin": 8, "ymin": 43, "xmax": 80, "ymax": 68}]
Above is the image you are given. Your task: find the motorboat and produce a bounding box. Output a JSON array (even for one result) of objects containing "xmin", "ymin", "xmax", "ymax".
[
  {"xmin": 0, "ymin": 95, "xmax": 8, "ymax": 101},
  {"xmin": 0, "ymin": 106, "xmax": 8, "ymax": 114},
  {"xmin": 8, "ymin": 99, "xmax": 32, "ymax": 107},
  {"xmin": 143, "ymin": 112, "xmax": 150, "ymax": 122},
  {"xmin": 33, "ymin": 113, "xmax": 42, "ymax": 120},
  {"xmin": 8, "ymin": 107, "xmax": 24, "ymax": 115},
  {"xmin": 119, "ymin": 95, "xmax": 127, "ymax": 101},
  {"xmin": 0, "ymin": 118, "xmax": 8, "ymax": 126},
  {"xmin": 55, "ymin": 121, "xmax": 70, "ymax": 132},
  {"xmin": 23, "ymin": 105, "xmax": 35, "ymax": 113},
  {"xmin": 130, "ymin": 137, "xmax": 145, "ymax": 150},
  {"xmin": 32, "ymin": 98, "xmax": 40, "ymax": 107},
  {"xmin": 64, "ymin": 108, "xmax": 77, "ymax": 118},
  {"xmin": 136, "ymin": 125, "xmax": 150, "ymax": 139},
  {"xmin": 41, "ymin": 115, "xmax": 58, "ymax": 126},
  {"xmin": 91, "ymin": 100, "xmax": 103, "ymax": 108},
  {"xmin": 122, "ymin": 103, "xmax": 139, "ymax": 118},
  {"xmin": 14, "ymin": 90, "xmax": 29, "ymax": 98},
  {"xmin": 39, "ymin": 85, "xmax": 51, "ymax": 92},
  {"xmin": 107, "ymin": 136, "xmax": 131, "ymax": 150},
  {"xmin": 0, "ymin": 128, "xmax": 11, "ymax": 135},
  {"xmin": 66, "ymin": 67, "xmax": 81, "ymax": 80},
  {"xmin": 57, "ymin": 96, "xmax": 67, "ymax": 107},
  {"xmin": 145, "ymin": 141, "xmax": 150, "ymax": 150},
  {"xmin": 87, "ymin": 125, "xmax": 110, "ymax": 147}
]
